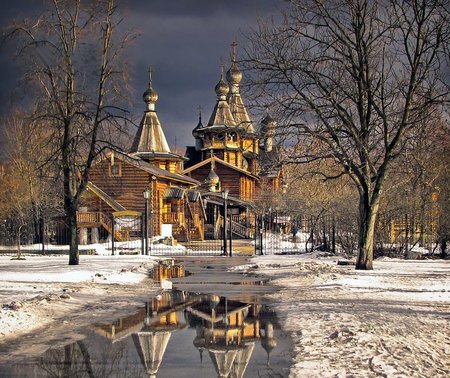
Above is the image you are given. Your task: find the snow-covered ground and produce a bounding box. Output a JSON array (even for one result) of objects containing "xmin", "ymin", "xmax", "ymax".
[
  {"xmin": 0, "ymin": 254, "xmax": 159, "ymax": 342},
  {"xmin": 1, "ymin": 252, "xmax": 449, "ymax": 377},
  {"xmin": 241, "ymin": 254, "xmax": 450, "ymax": 377}
]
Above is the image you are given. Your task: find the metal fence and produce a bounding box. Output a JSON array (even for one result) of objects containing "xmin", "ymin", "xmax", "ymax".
[{"xmin": 0, "ymin": 209, "xmax": 357, "ymax": 257}]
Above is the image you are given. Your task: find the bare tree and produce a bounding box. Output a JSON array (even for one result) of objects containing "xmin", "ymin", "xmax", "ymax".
[
  {"xmin": 245, "ymin": 0, "xmax": 449, "ymax": 269},
  {"xmin": 5, "ymin": 0, "xmax": 135, "ymax": 264}
]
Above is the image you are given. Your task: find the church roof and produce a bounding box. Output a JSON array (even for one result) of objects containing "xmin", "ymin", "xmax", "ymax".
[
  {"xmin": 182, "ymin": 155, "xmax": 259, "ymax": 180},
  {"xmin": 130, "ymin": 70, "xmax": 173, "ymax": 158},
  {"xmin": 131, "ymin": 111, "xmax": 171, "ymax": 155},
  {"xmin": 227, "ymin": 42, "xmax": 254, "ymax": 133},
  {"xmin": 228, "ymin": 93, "xmax": 254, "ymax": 133},
  {"xmin": 103, "ymin": 151, "xmax": 199, "ymax": 186},
  {"xmin": 206, "ymin": 73, "xmax": 236, "ymax": 128},
  {"xmin": 226, "ymin": 47, "xmax": 254, "ymax": 133}
]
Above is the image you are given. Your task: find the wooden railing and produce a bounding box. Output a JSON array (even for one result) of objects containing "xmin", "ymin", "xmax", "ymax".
[
  {"xmin": 230, "ymin": 219, "xmax": 253, "ymax": 238},
  {"xmin": 231, "ymin": 214, "xmax": 248, "ymax": 225},
  {"xmin": 162, "ymin": 212, "xmax": 183, "ymax": 224},
  {"xmin": 214, "ymin": 214, "xmax": 223, "ymax": 240},
  {"xmin": 77, "ymin": 211, "xmax": 102, "ymax": 225},
  {"xmin": 77, "ymin": 211, "xmax": 126, "ymax": 241}
]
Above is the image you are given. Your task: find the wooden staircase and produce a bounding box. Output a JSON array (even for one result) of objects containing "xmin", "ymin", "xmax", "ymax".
[
  {"xmin": 229, "ymin": 215, "xmax": 254, "ymax": 239},
  {"xmin": 77, "ymin": 211, "xmax": 127, "ymax": 241}
]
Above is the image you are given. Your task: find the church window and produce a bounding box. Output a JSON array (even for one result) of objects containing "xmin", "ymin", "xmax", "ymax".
[{"xmin": 108, "ymin": 162, "xmax": 122, "ymax": 177}]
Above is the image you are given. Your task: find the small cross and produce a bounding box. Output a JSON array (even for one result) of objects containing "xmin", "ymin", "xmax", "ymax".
[
  {"xmin": 197, "ymin": 105, "xmax": 203, "ymax": 123},
  {"xmin": 230, "ymin": 40, "xmax": 238, "ymax": 62},
  {"xmin": 148, "ymin": 65, "xmax": 152, "ymax": 87}
]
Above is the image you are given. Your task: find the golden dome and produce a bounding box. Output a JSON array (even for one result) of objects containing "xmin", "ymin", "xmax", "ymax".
[
  {"xmin": 205, "ymin": 168, "xmax": 220, "ymax": 186},
  {"xmin": 215, "ymin": 75, "xmax": 229, "ymax": 98},
  {"xmin": 226, "ymin": 62, "xmax": 242, "ymax": 85},
  {"xmin": 143, "ymin": 86, "xmax": 158, "ymax": 104}
]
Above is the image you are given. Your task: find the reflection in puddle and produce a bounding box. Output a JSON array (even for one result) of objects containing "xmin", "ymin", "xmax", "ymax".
[{"xmin": 1, "ymin": 291, "xmax": 291, "ymax": 377}]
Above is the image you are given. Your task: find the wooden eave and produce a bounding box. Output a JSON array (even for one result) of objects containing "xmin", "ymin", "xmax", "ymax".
[
  {"xmin": 181, "ymin": 156, "xmax": 259, "ymax": 180},
  {"xmin": 86, "ymin": 182, "xmax": 126, "ymax": 212},
  {"xmin": 97, "ymin": 151, "xmax": 200, "ymax": 186}
]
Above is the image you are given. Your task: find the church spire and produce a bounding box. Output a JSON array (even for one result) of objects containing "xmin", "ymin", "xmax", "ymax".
[
  {"xmin": 226, "ymin": 42, "xmax": 254, "ymax": 133},
  {"xmin": 130, "ymin": 68, "xmax": 171, "ymax": 157},
  {"xmin": 143, "ymin": 65, "xmax": 159, "ymax": 112},
  {"xmin": 206, "ymin": 66, "xmax": 236, "ymax": 127}
]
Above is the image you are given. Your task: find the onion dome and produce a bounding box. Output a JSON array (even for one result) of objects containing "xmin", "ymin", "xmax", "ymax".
[
  {"xmin": 205, "ymin": 168, "xmax": 220, "ymax": 186},
  {"xmin": 226, "ymin": 61, "xmax": 242, "ymax": 85},
  {"xmin": 143, "ymin": 86, "xmax": 158, "ymax": 105},
  {"xmin": 261, "ymin": 113, "xmax": 276, "ymax": 126},
  {"xmin": 215, "ymin": 75, "xmax": 229, "ymax": 99},
  {"xmin": 205, "ymin": 167, "xmax": 220, "ymax": 189},
  {"xmin": 143, "ymin": 66, "xmax": 158, "ymax": 111}
]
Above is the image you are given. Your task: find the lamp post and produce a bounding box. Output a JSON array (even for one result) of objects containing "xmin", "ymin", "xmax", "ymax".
[
  {"xmin": 229, "ymin": 204, "xmax": 233, "ymax": 257},
  {"xmin": 143, "ymin": 188, "xmax": 150, "ymax": 256},
  {"xmin": 222, "ymin": 189, "xmax": 229, "ymax": 256},
  {"xmin": 404, "ymin": 189, "xmax": 409, "ymax": 257}
]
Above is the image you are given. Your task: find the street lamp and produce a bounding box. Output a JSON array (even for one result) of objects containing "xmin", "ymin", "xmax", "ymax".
[
  {"xmin": 143, "ymin": 187, "xmax": 150, "ymax": 256},
  {"xmin": 221, "ymin": 189, "xmax": 229, "ymax": 256}
]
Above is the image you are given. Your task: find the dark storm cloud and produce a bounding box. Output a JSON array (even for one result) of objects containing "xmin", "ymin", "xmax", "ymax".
[{"xmin": 0, "ymin": 0, "xmax": 285, "ymax": 149}]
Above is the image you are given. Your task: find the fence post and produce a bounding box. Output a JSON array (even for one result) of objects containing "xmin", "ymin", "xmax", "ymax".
[
  {"xmin": 260, "ymin": 216, "xmax": 264, "ymax": 255},
  {"xmin": 41, "ymin": 216, "xmax": 45, "ymax": 255},
  {"xmin": 111, "ymin": 216, "xmax": 115, "ymax": 256},
  {"xmin": 254, "ymin": 214, "xmax": 257, "ymax": 255},
  {"xmin": 141, "ymin": 214, "xmax": 145, "ymax": 255}
]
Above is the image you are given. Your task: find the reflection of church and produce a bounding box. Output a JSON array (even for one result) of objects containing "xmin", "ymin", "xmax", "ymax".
[
  {"xmin": 95, "ymin": 290, "xmax": 278, "ymax": 378},
  {"xmin": 187, "ymin": 294, "xmax": 277, "ymax": 377}
]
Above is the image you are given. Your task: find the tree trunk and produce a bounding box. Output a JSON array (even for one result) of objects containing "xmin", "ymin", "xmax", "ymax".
[
  {"xmin": 356, "ymin": 193, "xmax": 380, "ymax": 270},
  {"xmin": 67, "ymin": 203, "xmax": 79, "ymax": 265},
  {"xmin": 16, "ymin": 224, "xmax": 22, "ymax": 259},
  {"xmin": 441, "ymin": 238, "xmax": 447, "ymax": 259}
]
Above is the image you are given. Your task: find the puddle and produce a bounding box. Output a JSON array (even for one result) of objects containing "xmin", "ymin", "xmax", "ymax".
[{"xmin": 0, "ymin": 290, "xmax": 292, "ymax": 377}]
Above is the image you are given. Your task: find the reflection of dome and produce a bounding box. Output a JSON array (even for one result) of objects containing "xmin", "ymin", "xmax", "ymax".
[
  {"xmin": 209, "ymin": 294, "xmax": 221, "ymax": 309},
  {"xmin": 261, "ymin": 322, "xmax": 277, "ymax": 366},
  {"xmin": 226, "ymin": 62, "xmax": 242, "ymax": 85},
  {"xmin": 193, "ymin": 325, "xmax": 206, "ymax": 362},
  {"xmin": 215, "ymin": 76, "xmax": 229, "ymax": 98},
  {"xmin": 261, "ymin": 337, "xmax": 277, "ymax": 354}
]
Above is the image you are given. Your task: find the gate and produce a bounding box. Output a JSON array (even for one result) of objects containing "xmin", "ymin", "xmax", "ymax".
[{"xmin": 255, "ymin": 211, "xmax": 338, "ymax": 255}]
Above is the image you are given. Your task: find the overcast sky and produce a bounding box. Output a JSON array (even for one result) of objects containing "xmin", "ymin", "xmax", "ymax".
[{"xmin": 0, "ymin": 0, "xmax": 286, "ymax": 151}]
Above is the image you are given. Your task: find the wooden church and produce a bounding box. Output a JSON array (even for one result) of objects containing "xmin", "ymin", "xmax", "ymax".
[
  {"xmin": 182, "ymin": 43, "xmax": 285, "ymax": 238},
  {"xmin": 78, "ymin": 72, "xmax": 206, "ymax": 244},
  {"xmin": 78, "ymin": 43, "xmax": 284, "ymax": 245}
]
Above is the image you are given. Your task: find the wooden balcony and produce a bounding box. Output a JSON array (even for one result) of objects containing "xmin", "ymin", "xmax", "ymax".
[
  {"xmin": 77, "ymin": 211, "xmax": 103, "ymax": 227},
  {"xmin": 162, "ymin": 212, "xmax": 184, "ymax": 225}
]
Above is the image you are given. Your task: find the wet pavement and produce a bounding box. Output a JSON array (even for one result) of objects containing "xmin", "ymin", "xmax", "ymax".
[{"xmin": 0, "ymin": 257, "xmax": 292, "ymax": 377}]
